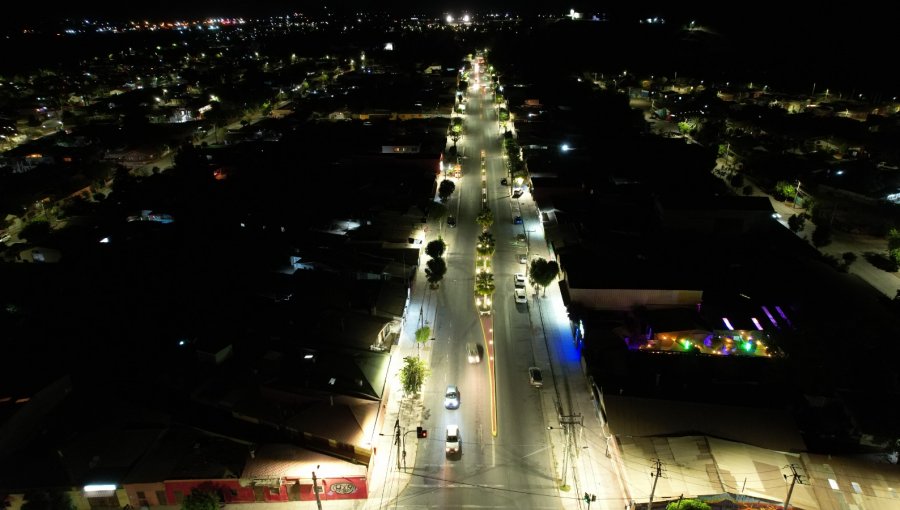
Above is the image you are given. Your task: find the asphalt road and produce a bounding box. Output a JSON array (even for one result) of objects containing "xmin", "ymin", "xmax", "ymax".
[{"xmin": 396, "ymin": 79, "xmax": 561, "ymax": 510}]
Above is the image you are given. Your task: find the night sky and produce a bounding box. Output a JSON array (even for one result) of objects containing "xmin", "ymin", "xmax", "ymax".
[
  {"xmin": 0, "ymin": 1, "xmax": 888, "ymax": 76},
  {"xmin": 2, "ymin": 0, "xmax": 891, "ymax": 33}
]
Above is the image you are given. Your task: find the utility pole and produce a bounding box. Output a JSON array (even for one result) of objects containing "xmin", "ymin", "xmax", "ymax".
[
  {"xmin": 783, "ymin": 464, "xmax": 806, "ymax": 510},
  {"xmin": 557, "ymin": 413, "xmax": 583, "ymax": 489},
  {"xmin": 646, "ymin": 459, "xmax": 664, "ymax": 510},
  {"xmin": 394, "ymin": 419, "xmax": 402, "ymax": 471},
  {"xmin": 311, "ymin": 466, "xmax": 323, "ymax": 510}
]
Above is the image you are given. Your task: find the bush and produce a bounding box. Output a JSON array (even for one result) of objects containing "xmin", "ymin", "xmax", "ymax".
[
  {"xmin": 667, "ymin": 499, "xmax": 710, "ymax": 510},
  {"xmin": 812, "ymin": 224, "xmax": 833, "ymax": 247},
  {"xmin": 788, "ymin": 214, "xmax": 806, "ymax": 233}
]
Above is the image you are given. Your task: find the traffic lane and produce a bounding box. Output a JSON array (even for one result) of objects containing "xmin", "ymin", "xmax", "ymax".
[{"xmin": 495, "ymin": 294, "xmax": 560, "ymax": 497}]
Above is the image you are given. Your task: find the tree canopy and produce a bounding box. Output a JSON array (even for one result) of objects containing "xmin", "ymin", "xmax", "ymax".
[
  {"xmin": 425, "ymin": 238, "xmax": 446, "ymax": 259},
  {"xmin": 21, "ymin": 491, "xmax": 75, "ymax": 510},
  {"xmin": 425, "ymin": 257, "xmax": 447, "ymax": 288},
  {"xmin": 475, "ymin": 208, "xmax": 494, "ymax": 231},
  {"xmin": 666, "ymin": 499, "xmax": 710, "ymax": 510},
  {"xmin": 475, "ymin": 271, "xmax": 495, "ymax": 296},
  {"xmin": 400, "ymin": 355, "xmax": 429, "ymax": 395},
  {"xmin": 529, "ymin": 257, "xmax": 560, "ymax": 296},
  {"xmin": 438, "ymin": 179, "xmax": 456, "ymax": 202},
  {"xmin": 182, "ymin": 489, "xmax": 220, "ymax": 510}
]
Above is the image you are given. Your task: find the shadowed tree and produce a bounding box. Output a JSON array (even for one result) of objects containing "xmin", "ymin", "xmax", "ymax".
[
  {"xmin": 788, "ymin": 213, "xmax": 806, "ymax": 233},
  {"xmin": 438, "ymin": 179, "xmax": 456, "ymax": 202},
  {"xmin": 425, "ymin": 238, "xmax": 446, "ymax": 259},
  {"xmin": 812, "ymin": 223, "xmax": 833, "ymax": 247},
  {"xmin": 21, "ymin": 491, "xmax": 74, "ymax": 510},
  {"xmin": 887, "ymin": 228, "xmax": 900, "ymax": 267},
  {"xmin": 181, "ymin": 489, "xmax": 219, "ymax": 510},
  {"xmin": 842, "ymin": 252, "xmax": 857, "ymax": 270},
  {"xmin": 18, "ymin": 220, "xmax": 51, "ymax": 244},
  {"xmin": 529, "ymin": 257, "xmax": 560, "ymax": 296},
  {"xmin": 425, "ymin": 257, "xmax": 447, "ymax": 288}
]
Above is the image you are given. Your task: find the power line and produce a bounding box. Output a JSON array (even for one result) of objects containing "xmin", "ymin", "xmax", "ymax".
[
  {"xmin": 397, "ymin": 470, "xmax": 635, "ymax": 502},
  {"xmin": 646, "ymin": 459, "xmax": 665, "ymax": 510},
  {"xmin": 783, "ymin": 464, "xmax": 807, "ymax": 510}
]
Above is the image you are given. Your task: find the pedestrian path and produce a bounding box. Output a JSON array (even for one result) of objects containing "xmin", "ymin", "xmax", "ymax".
[{"xmin": 516, "ymin": 190, "xmax": 630, "ymax": 510}]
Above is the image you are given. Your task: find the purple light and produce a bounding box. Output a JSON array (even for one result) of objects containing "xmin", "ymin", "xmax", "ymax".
[
  {"xmin": 775, "ymin": 306, "xmax": 792, "ymax": 326},
  {"xmin": 751, "ymin": 317, "xmax": 763, "ymax": 330},
  {"xmin": 762, "ymin": 306, "xmax": 779, "ymax": 328},
  {"xmin": 722, "ymin": 317, "xmax": 734, "ymax": 330}
]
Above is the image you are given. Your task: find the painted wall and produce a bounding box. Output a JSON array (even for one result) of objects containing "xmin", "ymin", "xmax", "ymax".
[{"xmin": 161, "ymin": 476, "xmax": 368, "ymax": 504}]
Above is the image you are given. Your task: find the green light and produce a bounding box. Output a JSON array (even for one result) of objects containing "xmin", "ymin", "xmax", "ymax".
[{"xmin": 742, "ymin": 341, "xmax": 753, "ymax": 352}]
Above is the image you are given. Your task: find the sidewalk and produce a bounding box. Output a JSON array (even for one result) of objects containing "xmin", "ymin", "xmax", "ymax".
[
  {"xmin": 516, "ymin": 190, "xmax": 630, "ymax": 510},
  {"xmin": 361, "ymin": 202, "xmax": 445, "ymax": 510}
]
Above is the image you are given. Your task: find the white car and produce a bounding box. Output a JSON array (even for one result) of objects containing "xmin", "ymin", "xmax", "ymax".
[
  {"xmin": 514, "ymin": 273, "xmax": 526, "ymax": 288},
  {"xmin": 514, "ymin": 288, "xmax": 527, "ymax": 304},
  {"xmin": 444, "ymin": 385, "xmax": 460, "ymax": 409},
  {"xmin": 446, "ymin": 424, "xmax": 460, "ymax": 455}
]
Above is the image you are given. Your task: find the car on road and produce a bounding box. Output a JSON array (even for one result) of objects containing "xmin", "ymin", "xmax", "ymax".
[
  {"xmin": 444, "ymin": 385, "xmax": 460, "ymax": 409},
  {"xmin": 466, "ymin": 342, "xmax": 481, "ymax": 363},
  {"xmin": 512, "ymin": 188, "xmax": 524, "ymax": 198},
  {"xmin": 528, "ymin": 367, "xmax": 543, "ymax": 387},
  {"xmin": 516, "ymin": 233, "xmax": 527, "ymax": 243},
  {"xmin": 514, "ymin": 216, "xmax": 523, "ymax": 225},
  {"xmin": 514, "ymin": 273, "xmax": 526, "ymax": 288},
  {"xmin": 500, "ymin": 178, "xmax": 508, "ymax": 186},
  {"xmin": 517, "ymin": 253, "xmax": 527, "ymax": 264},
  {"xmin": 447, "ymin": 216, "xmax": 457, "ymax": 227},
  {"xmin": 446, "ymin": 424, "xmax": 460, "ymax": 456},
  {"xmin": 514, "ymin": 288, "xmax": 527, "ymax": 304}
]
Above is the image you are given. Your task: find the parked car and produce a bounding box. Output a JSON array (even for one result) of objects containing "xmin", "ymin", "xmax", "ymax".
[
  {"xmin": 514, "ymin": 288, "xmax": 527, "ymax": 304},
  {"xmin": 467, "ymin": 342, "xmax": 481, "ymax": 363},
  {"xmin": 514, "ymin": 273, "xmax": 526, "ymax": 288},
  {"xmin": 528, "ymin": 367, "xmax": 543, "ymax": 387},
  {"xmin": 512, "ymin": 188, "xmax": 524, "ymax": 198},
  {"xmin": 444, "ymin": 385, "xmax": 460, "ymax": 409},
  {"xmin": 447, "ymin": 216, "xmax": 457, "ymax": 227},
  {"xmin": 517, "ymin": 253, "xmax": 527, "ymax": 264}
]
